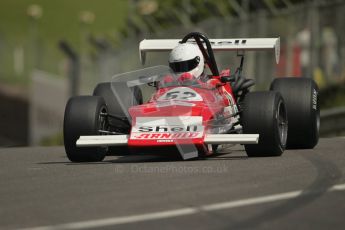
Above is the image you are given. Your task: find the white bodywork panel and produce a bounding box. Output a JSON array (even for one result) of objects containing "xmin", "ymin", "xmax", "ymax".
[
  {"xmin": 203, "ymin": 134, "xmax": 259, "ymax": 144},
  {"xmin": 76, "ymin": 135, "xmax": 128, "ymax": 147},
  {"xmin": 139, "ymin": 38, "xmax": 280, "ymax": 64},
  {"xmin": 76, "ymin": 134, "xmax": 259, "ymax": 147}
]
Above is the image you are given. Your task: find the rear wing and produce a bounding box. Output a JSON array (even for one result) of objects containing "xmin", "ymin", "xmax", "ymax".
[{"xmin": 139, "ymin": 38, "xmax": 280, "ymax": 64}]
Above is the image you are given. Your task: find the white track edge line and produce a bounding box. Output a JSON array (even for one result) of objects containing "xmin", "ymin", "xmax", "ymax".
[{"xmin": 20, "ymin": 183, "xmax": 345, "ymax": 230}]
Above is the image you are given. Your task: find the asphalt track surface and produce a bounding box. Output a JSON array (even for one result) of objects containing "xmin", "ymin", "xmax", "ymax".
[{"xmin": 0, "ymin": 137, "xmax": 345, "ymax": 230}]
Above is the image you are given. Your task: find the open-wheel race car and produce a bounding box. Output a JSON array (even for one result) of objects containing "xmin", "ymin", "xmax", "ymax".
[{"xmin": 63, "ymin": 32, "xmax": 320, "ymax": 162}]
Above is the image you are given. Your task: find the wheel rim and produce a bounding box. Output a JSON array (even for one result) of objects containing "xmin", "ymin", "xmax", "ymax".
[
  {"xmin": 98, "ymin": 106, "xmax": 109, "ymax": 135},
  {"xmin": 316, "ymin": 112, "xmax": 320, "ymax": 133},
  {"xmin": 277, "ymin": 101, "xmax": 288, "ymax": 146},
  {"xmin": 97, "ymin": 106, "xmax": 109, "ymax": 153}
]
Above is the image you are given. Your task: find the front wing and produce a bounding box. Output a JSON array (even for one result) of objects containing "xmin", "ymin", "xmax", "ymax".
[{"xmin": 76, "ymin": 134, "xmax": 259, "ymax": 147}]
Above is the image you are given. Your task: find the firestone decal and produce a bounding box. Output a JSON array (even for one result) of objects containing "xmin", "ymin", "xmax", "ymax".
[{"xmin": 312, "ymin": 89, "xmax": 318, "ymax": 110}]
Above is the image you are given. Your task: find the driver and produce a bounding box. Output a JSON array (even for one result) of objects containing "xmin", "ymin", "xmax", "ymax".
[{"xmin": 168, "ymin": 43, "xmax": 208, "ymax": 83}]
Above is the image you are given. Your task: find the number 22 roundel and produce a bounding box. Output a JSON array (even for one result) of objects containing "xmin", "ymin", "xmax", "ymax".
[{"xmin": 158, "ymin": 87, "xmax": 203, "ymax": 101}]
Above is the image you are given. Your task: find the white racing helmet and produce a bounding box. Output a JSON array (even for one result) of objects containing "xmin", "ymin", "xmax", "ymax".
[{"xmin": 169, "ymin": 43, "xmax": 204, "ymax": 77}]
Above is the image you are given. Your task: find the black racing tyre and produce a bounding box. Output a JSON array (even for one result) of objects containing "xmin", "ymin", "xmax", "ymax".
[
  {"xmin": 93, "ymin": 82, "xmax": 142, "ymax": 119},
  {"xmin": 93, "ymin": 82, "xmax": 142, "ymax": 155},
  {"xmin": 63, "ymin": 96, "xmax": 108, "ymax": 162},
  {"xmin": 242, "ymin": 91, "xmax": 288, "ymax": 157},
  {"xmin": 270, "ymin": 77, "xmax": 319, "ymax": 149}
]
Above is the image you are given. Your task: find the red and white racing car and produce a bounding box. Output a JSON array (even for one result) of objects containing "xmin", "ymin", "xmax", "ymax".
[{"xmin": 63, "ymin": 32, "xmax": 319, "ymax": 162}]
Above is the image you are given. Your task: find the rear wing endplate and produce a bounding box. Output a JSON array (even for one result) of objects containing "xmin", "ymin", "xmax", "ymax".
[{"xmin": 139, "ymin": 38, "xmax": 280, "ymax": 65}]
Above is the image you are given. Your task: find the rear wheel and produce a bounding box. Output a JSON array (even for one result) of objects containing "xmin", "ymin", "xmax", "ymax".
[
  {"xmin": 63, "ymin": 96, "xmax": 108, "ymax": 162},
  {"xmin": 242, "ymin": 91, "xmax": 287, "ymax": 157},
  {"xmin": 270, "ymin": 77, "xmax": 319, "ymax": 149}
]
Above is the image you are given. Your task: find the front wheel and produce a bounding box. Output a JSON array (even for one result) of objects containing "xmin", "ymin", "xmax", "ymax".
[
  {"xmin": 93, "ymin": 82, "xmax": 143, "ymax": 155},
  {"xmin": 242, "ymin": 91, "xmax": 288, "ymax": 157},
  {"xmin": 63, "ymin": 96, "xmax": 108, "ymax": 162}
]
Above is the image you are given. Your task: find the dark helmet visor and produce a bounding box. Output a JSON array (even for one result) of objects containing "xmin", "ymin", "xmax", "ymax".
[{"xmin": 169, "ymin": 56, "xmax": 200, "ymax": 73}]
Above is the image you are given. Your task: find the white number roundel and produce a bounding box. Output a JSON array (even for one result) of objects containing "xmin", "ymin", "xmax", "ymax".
[{"xmin": 158, "ymin": 87, "xmax": 203, "ymax": 101}]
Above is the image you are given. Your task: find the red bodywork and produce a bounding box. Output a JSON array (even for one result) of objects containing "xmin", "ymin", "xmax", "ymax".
[{"xmin": 127, "ymin": 69, "xmax": 237, "ymax": 155}]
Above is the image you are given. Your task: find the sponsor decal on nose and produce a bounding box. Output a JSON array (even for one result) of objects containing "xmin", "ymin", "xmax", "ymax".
[
  {"xmin": 133, "ymin": 132, "xmax": 201, "ymax": 139},
  {"xmin": 130, "ymin": 116, "xmax": 204, "ymax": 140}
]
